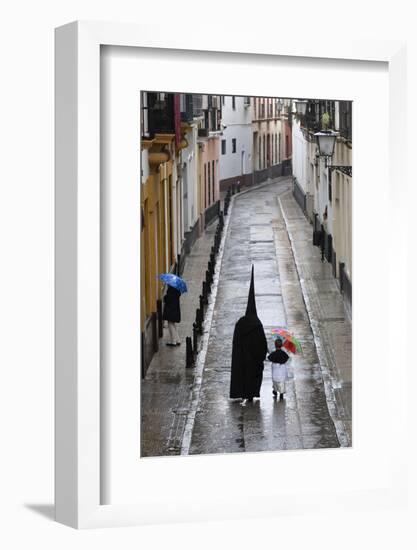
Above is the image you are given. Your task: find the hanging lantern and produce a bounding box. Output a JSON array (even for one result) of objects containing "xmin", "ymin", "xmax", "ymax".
[
  {"xmin": 295, "ymin": 99, "xmax": 308, "ymax": 116},
  {"xmin": 314, "ymin": 130, "xmax": 338, "ymax": 157}
]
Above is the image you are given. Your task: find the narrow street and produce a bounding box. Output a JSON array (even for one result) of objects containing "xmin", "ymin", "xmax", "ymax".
[{"xmin": 141, "ymin": 176, "xmax": 351, "ymax": 457}]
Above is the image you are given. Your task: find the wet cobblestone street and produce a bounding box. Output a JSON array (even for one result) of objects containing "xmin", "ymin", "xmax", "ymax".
[{"xmin": 141, "ymin": 176, "xmax": 351, "ymax": 457}]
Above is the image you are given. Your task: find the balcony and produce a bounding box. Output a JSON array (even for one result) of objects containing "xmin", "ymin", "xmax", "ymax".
[
  {"xmin": 198, "ymin": 127, "xmax": 210, "ymax": 138},
  {"xmin": 143, "ymin": 92, "xmax": 175, "ymax": 138},
  {"xmin": 192, "ymin": 94, "xmax": 204, "ymax": 117},
  {"xmin": 180, "ymin": 94, "xmax": 194, "ymax": 123}
]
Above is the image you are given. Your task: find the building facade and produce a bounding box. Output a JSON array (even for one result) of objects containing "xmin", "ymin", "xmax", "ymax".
[
  {"xmin": 140, "ymin": 91, "xmax": 180, "ymax": 375},
  {"xmin": 251, "ymin": 97, "xmax": 292, "ymax": 184},
  {"xmin": 197, "ymin": 95, "xmax": 222, "ymax": 231},
  {"xmin": 292, "ymin": 99, "xmax": 352, "ymax": 310},
  {"xmin": 218, "ymin": 95, "xmax": 252, "ymax": 190},
  {"xmin": 140, "ymin": 92, "xmax": 222, "ymax": 375}
]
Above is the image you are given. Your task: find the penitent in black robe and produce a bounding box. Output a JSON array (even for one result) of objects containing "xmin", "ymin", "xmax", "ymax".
[{"xmin": 229, "ymin": 266, "xmax": 268, "ymax": 399}]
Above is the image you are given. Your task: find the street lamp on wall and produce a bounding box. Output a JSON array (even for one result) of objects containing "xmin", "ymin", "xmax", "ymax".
[
  {"xmin": 294, "ymin": 100, "xmax": 308, "ymax": 116},
  {"xmin": 314, "ymin": 130, "xmax": 338, "ymax": 167}
]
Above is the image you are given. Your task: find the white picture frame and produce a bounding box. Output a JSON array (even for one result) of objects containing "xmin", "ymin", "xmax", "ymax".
[{"xmin": 55, "ymin": 21, "xmax": 408, "ymax": 529}]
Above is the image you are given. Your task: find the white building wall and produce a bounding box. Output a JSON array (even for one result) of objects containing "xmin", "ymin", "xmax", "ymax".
[
  {"xmin": 315, "ymin": 160, "xmax": 331, "ymax": 230},
  {"xmin": 171, "ymin": 160, "xmax": 179, "ymax": 258},
  {"xmin": 292, "ymin": 121, "xmax": 308, "ymax": 193},
  {"xmin": 330, "ymin": 138, "xmax": 352, "ymax": 278},
  {"xmin": 141, "ymin": 149, "xmax": 149, "ymax": 184},
  {"xmin": 181, "ymin": 124, "xmax": 199, "ymax": 231},
  {"xmin": 219, "ymin": 95, "xmax": 252, "ymax": 180}
]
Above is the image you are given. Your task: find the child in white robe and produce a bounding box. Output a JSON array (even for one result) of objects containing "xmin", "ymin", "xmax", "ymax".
[{"xmin": 267, "ymin": 338, "xmax": 290, "ymax": 401}]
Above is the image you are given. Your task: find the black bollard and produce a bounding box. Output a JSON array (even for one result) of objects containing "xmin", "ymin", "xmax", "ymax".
[
  {"xmin": 195, "ymin": 308, "xmax": 202, "ymax": 332},
  {"xmin": 192, "ymin": 323, "xmax": 198, "ymax": 355},
  {"xmin": 202, "ymin": 281, "xmax": 208, "ymax": 304},
  {"xmin": 186, "ymin": 336, "xmax": 194, "ymax": 368},
  {"xmin": 199, "ymin": 294, "xmax": 204, "ymax": 313},
  {"xmin": 210, "ymin": 252, "xmax": 215, "ymax": 266}
]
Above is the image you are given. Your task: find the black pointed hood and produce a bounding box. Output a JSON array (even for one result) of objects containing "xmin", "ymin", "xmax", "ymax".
[{"xmin": 245, "ymin": 265, "xmax": 257, "ymax": 316}]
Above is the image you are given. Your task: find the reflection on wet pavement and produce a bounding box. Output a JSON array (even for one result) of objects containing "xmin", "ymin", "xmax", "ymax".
[
  {"xmin": 141, "ymin": 176, "xmax": 352, "ymax": 457},
  {"xmin": 189, "ymin": 179, "xmax": 342, "ymax": 455}
]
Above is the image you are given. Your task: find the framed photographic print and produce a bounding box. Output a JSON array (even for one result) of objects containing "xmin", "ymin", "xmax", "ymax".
[{"xmin": 55, "ymin": 21, "xmax": 408, "ymax": 529}]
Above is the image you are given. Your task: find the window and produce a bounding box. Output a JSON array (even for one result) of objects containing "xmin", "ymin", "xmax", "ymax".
[
  {"xmin": 204, "ymin": 163, "xmax": 207, "ymax": 209},
  {"xmin": 275, "ymin": 134, "xmax": 278, "ymax": 164},
  {"xmin": 208, "ymin": 162, "xmax": 211, "ymax": 206},
  {"xmin": 221, "ymin": 140, "xmax": 226, "ymax": 155},
  {"xmin": 232, "ymin": 138, "xmax": 237, "ymax": 153},
  {"xmin": 267, "ymin": 134, "xmax": 270, "ymax": 167},
  {"xmin": 338, "ymin": 101, "xmax": 352, "ymax": 141},
  {"xmin": 258, "ymin": 136, "xmax": 261, "ymax": 170},
  {"xmin": 232, "ymin": 96, "xmax": 236, "ymax": 110},
  {"xmin": 212, "ymin": 160, "xmax": 215, "ymax": 203},
  {"xmin": 279, "ymin": 133, "xmax": 281, "ymax": 163},
  {"xmin": 141, "ymin": 92, "xmax": 149, "ymax": 138}
]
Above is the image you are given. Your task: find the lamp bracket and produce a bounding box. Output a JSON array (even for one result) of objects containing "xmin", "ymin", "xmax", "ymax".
[{"xmin": 328, "ymin": 165, "xmax": 352, "ymax": 177}]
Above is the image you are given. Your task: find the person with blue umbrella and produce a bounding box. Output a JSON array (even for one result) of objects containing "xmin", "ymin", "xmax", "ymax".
[{"xmin": 159, "ymin": 274, "xmax": 187, "ymax": 347}]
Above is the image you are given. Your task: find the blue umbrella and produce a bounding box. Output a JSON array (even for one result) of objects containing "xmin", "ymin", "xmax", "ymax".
[{"xmin": 159, "ymin": 273, "xmax": 188, "ymax": 294}]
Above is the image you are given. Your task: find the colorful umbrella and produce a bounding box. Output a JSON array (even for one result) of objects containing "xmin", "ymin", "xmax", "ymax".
[
  {"xmin": 159, "ymin": 273, "xmax": 188, "ymax": 294},
  {"xmin": 271, "ymin": 327, "xmax": 302, "ymax": 354}
]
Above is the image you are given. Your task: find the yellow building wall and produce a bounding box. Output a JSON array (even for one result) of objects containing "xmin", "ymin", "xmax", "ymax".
[{"xmin": 140, "ymin": 155, "xmax": 176, "ymax": 332}]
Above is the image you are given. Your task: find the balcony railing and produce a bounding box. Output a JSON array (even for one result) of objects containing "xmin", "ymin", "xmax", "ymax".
[
  {"xmin": 180, "ymin": 94, "xmax": 205, "ymax": 123},
  {"xmin": 192, "ymin": 94, "xmax": 203, "ymax": 117},
  {"xmin": 180, "ymin": 94, "xmax": 194, "ymax": 123},
  {"xmin": 300, "ymin": 99, "xmax": 351, "ymax": 143},
  {"xmin": 142, "ymin": 92, "xmax": 175, "ymax": 138}
]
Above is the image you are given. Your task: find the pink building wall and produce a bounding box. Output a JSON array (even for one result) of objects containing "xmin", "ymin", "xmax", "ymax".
[{"xmin": 200, "ymin": 137, "xmax": 220, "ymax": 210}]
